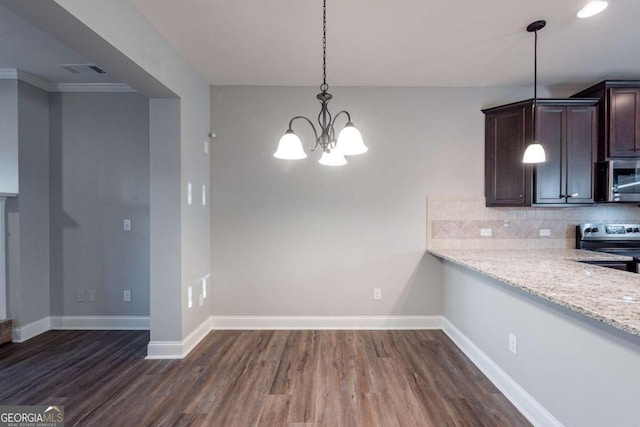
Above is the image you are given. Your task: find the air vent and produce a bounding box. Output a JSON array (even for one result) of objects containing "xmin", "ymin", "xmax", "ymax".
[{"xmin": 59, "ymin": 64, "xmax": 106, "ymax": 75}]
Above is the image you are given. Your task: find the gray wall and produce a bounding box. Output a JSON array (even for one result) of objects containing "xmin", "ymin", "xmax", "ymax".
[
  {"xmin": 7, "ymin": 0, "xmax": 212, "ymax": 344},
  {"xmin": 6, "ymin": 81, "xmax": 49, "ymax": 327},
  {"xmin": 48, "ymin": 0, "xmax": 212, "ymax": 340},
  {"xmin": 49, "ymin": 92, "xmax": 149, "ymax": 317},
  {"xmin": 0, "ymin": 80, "xmax": 19, "ymax": 195},
  {"xmin": 149, "ymin": 99, "xmax": 182, "ymax": 340},
  {"xmin": 442, "ymin": 260, "xmax": 640, "ymax": 427},
  {"xmin": 210, "ymin": 86, "xmax": 535, "ymax": 317}
]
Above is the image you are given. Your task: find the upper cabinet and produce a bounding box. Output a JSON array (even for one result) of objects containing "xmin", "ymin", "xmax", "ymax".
[
  {"xmin": 484, "ymin": 102, "xmax": 531, "ymax": 206},
  {"xmin": 572, "ymin": 81, "xmax": 640, "ymax": 160},
  {"xmin": 484, "ymin": 99, "xmax": 598, "ymax": 207}
]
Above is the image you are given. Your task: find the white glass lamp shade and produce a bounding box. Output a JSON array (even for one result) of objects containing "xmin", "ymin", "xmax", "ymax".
[
  {"xmin": 337, "ymin": 123, "xmax": 367, "ymax": 156},
  {"xmin": 577, "ymin": 1, "xmax": 608, "ymax": 18},
  {"xmin": 318, "ymin": 148, "xmax": 347, "ymax": 166},
  {"xmin": 522, "ymin": 143, "xmax": 546, "ymax": 163},
  {"xmin": 274, "ymin": 130, "xmax": 307, "ymax": 160}
]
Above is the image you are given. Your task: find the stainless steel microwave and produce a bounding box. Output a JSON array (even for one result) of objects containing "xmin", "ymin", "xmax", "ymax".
[{"xmin": 596, "ymin": 160, "xmax": 640, "ymax": 202}]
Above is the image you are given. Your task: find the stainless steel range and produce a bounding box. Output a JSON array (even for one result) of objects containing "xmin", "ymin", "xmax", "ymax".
[{"xmin": 576, "ymin": 223, "xmax": 640, "ymax": 273}]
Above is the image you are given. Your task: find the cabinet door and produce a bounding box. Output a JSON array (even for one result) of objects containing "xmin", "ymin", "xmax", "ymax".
[
  {"xmin": 609, "ymin": 88, "xmax": 640, "ymax": 157},
  {"xmin": 534, "ymin": 106, "xmax": 565, "ymax": 204},
  {"xmin": 566, "ymin": 106, "xmax": 597, "ymax": 204},
  {"xmin": 485, "ymin": 107, "xmax": 531, "ymax": 206}
]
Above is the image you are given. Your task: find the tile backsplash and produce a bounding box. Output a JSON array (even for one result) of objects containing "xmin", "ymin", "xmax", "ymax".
[{"xmin": 427, "ymin": 197, "xmax": 640, "ymax": 250}]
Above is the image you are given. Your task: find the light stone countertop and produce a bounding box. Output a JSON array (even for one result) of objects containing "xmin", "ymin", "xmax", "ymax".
[{"xmin": 428, "ymin": 248, "xmax": 640, "ymax": 336}]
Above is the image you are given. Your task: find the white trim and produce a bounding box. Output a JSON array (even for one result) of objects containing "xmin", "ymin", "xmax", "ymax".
[
  {"xmin": 145, "ymin": 341, "xmax": 185, "ymax": 360},
  {"xmin": 50, "ymin": 315, "xmax": 150, "ymax": 330},
  {"xmin": 0, "ymin": 69, "xmax": 19, "ymax": 80},
  {"xmin": 441, "ymin": 318, "xmax": 564, "ymax": 427},
  {"xmin": 0, "ymin": 68, "xmax": 135, "ymax": 93},
  {"xmin": 182, "ymin": 316, "xmax": 213, "ymax": 356},
  {"xmin": 12, "ymin": 317, "xmax": 51, "ymax": 343},
  {"xmin": 51, "ymin": 83, "xmax": 136, "ymax": 93},
  {"xmin": 210, "ymin": 315, "xmax": 443, "ymax": 330},
  {"xmin": 146, "ymin": 316, "xmax": 212, "ymax": 360},
  {"xmin": 16, "ymin": 70, "xmax": 50, "ymax": 91}
]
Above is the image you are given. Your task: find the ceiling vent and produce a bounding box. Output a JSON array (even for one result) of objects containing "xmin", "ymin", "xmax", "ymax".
[{"xmin": 59, "ymin": 64, "xmax": 106, "ymax": 74}]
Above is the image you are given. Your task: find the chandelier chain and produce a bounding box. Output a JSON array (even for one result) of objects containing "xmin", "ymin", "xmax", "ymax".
[{"xmin": 322, "ymin": 0, "xmax": 327, "ymax": 92}]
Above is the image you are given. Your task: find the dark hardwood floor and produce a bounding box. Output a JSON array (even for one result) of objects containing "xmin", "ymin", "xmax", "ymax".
[{"xmin": 0, "ymin": 329, "xmax": 530, "ymax": 426}]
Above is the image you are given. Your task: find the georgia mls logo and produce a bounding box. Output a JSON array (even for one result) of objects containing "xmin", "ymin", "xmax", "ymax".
[
  {"xmin": 45, "ymin": 406, "xmax": 62, "ymax": 416},
  {"xmin": 0, "ymin": 405, "xmax": 65, "ymax": 426}
]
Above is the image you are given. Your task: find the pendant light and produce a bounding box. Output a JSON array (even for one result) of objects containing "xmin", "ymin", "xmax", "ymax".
[
  {"xmin": 577, "ymin": 1, "xmax": 608, "ymax": 18},
  {"xmin": 522, "ymin": 20, "xmax": 547, "ymax": 164},
  {"xmin": 273, "ymin": 0, "xmax": 367, "ymax": 166}
]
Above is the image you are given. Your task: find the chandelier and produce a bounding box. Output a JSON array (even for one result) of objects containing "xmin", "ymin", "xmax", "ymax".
[{"xmin": 273, "ymin": 0, "xmax": 367, "ymax": 166}]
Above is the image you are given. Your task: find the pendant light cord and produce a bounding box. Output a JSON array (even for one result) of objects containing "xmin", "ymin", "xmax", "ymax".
[
  {"xmin": 321, "ymin": 0, "xmax": 328, "ymax": 93},
  {"xmin": 533, "ymin": 28, "xmax": 537, "ymax": 134},
  {"xmin": 534, "ymin": 29, "xmax": 538, "ymax": 104}
]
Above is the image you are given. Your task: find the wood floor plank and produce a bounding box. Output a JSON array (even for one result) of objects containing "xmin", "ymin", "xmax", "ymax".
[{"xmin": 0, "ymin": 329, "xmax": 531, "ymax": 427}]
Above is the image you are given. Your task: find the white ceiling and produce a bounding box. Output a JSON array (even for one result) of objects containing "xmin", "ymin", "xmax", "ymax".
[
  {"xmin": 130, "ymin": 0, "xmax": 640, "ymax": 88},
  {"xmin": 0, "ymin": 4, "xmax": 120, "ymax": 84}
]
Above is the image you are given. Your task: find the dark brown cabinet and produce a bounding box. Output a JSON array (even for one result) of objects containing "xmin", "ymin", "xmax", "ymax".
[
  {"xmin": 484, "ymin": 103, "xmax": 531, "ymax": 206},
  {"xmin": 484, "ymin": 99, "xmax": 598, "ymax": 207},
  {"xmin": 572, "ymin": 81, "xmax": 640, "ymax": 159}
]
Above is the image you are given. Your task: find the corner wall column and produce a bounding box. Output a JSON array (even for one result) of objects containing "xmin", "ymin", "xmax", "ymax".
[{"xmin": 0, "ymin": 196, "xmax": 7, "ymax": 320}]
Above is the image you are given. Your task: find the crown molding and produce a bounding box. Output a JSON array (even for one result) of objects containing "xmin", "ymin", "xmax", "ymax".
[
  {"xmin": 0, "ymin": 69, "xmax": 18, "ymax": 79},
  {"xmin": 0, "ymin": 68, "xmax": 135, "ymax": 93},
  {"xmin": 51, "ymin": 82, "xmax": 136, "ymax": 93}
]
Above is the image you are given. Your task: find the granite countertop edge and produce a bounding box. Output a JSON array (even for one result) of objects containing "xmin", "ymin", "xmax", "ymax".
[{"xmin": 428, "ymin": 248, "xmax": 639, "ymax": 337}]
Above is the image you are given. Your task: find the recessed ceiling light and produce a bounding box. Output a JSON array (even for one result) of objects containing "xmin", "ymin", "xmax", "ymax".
[{"xmin": 577, "ymin": 1, "xmax": 608, "ymax": 18}]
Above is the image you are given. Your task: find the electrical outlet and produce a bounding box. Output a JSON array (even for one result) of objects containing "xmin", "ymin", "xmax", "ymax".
[
  {"xmin": 123, "ymin": 290, "xmax": 131, "ymax": 302},
  {"xmin": 123, "ymin": 219, "xmax": 132, "ymax": 231},
  {"xmin": 373, "ymin": 288, "xmax": 382, "ymax": 300},
  {"xmin": 539, "ymin": 229, "xmax": 551, "ymax": 237},
  {"xmin": 77, "ymin": 290, "xmax": 85, "ymax": 302},
  {"xmin": 480, "ymin": 228, "xmax": 492, "ymax": 237},
  {"xmin": 88, "ymin": 290, "xmax": 96, "ymax": 303},
  {"xmin": 509, "ymin": 333, "xmax": 518, "ymax": 355}
]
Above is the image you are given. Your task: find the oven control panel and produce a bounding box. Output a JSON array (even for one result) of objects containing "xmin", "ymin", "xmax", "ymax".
[{"xmin": 579, "ymin": 223, "xmax": 640, "ymax": 240}]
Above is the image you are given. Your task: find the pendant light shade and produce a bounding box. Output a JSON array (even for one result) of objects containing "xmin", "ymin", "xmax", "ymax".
[
  {"xmin": 577, "ymin": 1, "xmax": 608, "ymax": 18},
  {"xmin": 318, "ymin": 148, "xmax": 347, "ymax": 166},
  {"xmin": 522, "ymin": 143, "xmax": 546, "ymax": 163},
  {"xmin": 274, "ymin": 0, "xmax": 365, "ymax": 166},
  {"xmin": 337, "ymin": 123, "xmax": 367, "ymax": 155},
  {"xmin": 522, "ymin": 20, "xmax": 547, "ymax": 164},
  {"xmin": 274, "ymin": 130, "xmax": 307, "ymax": 160}
]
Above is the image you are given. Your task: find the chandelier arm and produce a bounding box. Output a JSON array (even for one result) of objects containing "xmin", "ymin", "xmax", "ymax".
[
  {"xmin": 331, "ymin": 110, "xmax": 353, "ymax": 126},
  {"xmin": 288, "ymin": 115, "xmax": 320, "ymax": 150}
]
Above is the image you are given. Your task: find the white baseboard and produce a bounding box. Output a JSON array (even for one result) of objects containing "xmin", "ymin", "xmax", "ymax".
[
  {"xmin": 12, "ymin": 317, "xmax": 51, "ymax": 343},
  {"xmin": 146, "ymin": 316, "xmax": 212, "ymax": 360},
  {"xmin": 441, "ymin": 318, "xmax": 563, "ymax": 427},
  {"xmin": 50, "ymin": 316, "xmax": 150, "ymax": 330},
  {"xmin": 210, "ymin": 315, "xmax": 443, "ymax": 330},
  {"xmin": 145, "ymin": 316, "xmax": 442, "ymax": 359}
]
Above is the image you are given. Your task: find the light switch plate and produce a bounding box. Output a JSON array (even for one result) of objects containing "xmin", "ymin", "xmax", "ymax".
[
  {"xmin": 123, "ymin": 219, "xmax": 132, "ymax": 231},
  {"xmin": 480, "ymin": 228, "xmax": 492, "ymax": 237}
]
